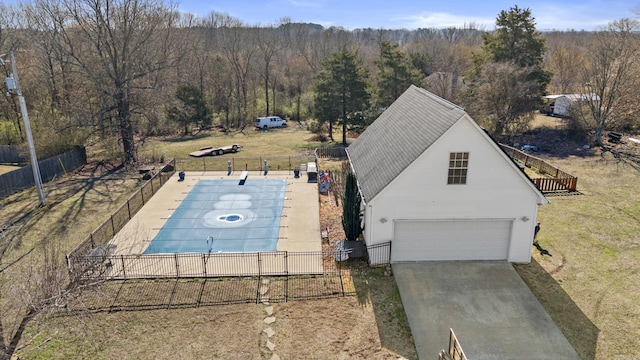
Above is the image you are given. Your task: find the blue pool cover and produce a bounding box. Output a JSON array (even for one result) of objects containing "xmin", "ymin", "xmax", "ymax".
[{"xmin": 144, "ymin": 179, "xmax": 286, "ymax": 253}]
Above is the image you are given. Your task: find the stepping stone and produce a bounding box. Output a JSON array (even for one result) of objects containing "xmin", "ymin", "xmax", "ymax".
[
  {"xmin": 263, "ymin": 327, "xmax": 275, "ymax": 338},
  {"xmin": 270, "ymin": 354, "xmax": 280, "ymax": 360},
  {"xmin": 260, "ymin": 286, "xmax": 269, "ymax": 295},
  {"xmin": 262, "ymin": 279, "xmax": 270, "ymax": 285},
  {"xmin": 266, "ymin": 340, "xmax": 276, "ymax": 351},
  {"xmin": 264, "ymin": 316, "xmax": 276, "ymax": 324},
  {"xmin": 265, "ymin": 306, "xmax": 274, "ymax": 316}
]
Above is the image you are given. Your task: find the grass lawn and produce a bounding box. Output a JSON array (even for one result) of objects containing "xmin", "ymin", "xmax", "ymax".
[
  {"xmin": 515, "ymin": 151, "xmax": 640, "ymax": 359},
  {"xmin": 3, "ymin": 122, "xmax": 640, "ymax": 359}
]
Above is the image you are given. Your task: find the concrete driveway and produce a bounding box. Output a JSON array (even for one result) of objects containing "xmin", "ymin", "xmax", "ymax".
[{"xmin": 393, "ymin": 262, "xmax": 579, "ymax": 360}]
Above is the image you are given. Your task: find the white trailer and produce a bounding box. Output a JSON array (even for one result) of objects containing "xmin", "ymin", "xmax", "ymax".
[{"xmin": 543, "ymin": 94, "xmax": 599, "ymax": 117}]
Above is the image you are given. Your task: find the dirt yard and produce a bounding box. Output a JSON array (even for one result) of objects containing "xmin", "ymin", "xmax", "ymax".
[{"xmin": 23, "ymin": 295, "xmax": 414, "ymax": 359}]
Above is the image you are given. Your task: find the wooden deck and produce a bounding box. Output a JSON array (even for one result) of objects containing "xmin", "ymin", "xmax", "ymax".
[{"xmin": 500, "ymin": 144, "xmax": 578, "ymax": 193}]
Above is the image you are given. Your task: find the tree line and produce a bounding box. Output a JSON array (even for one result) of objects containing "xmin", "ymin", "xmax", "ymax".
[{"xmin": 1, "ymin": 0, "xmax": 639, "ymax": 164}]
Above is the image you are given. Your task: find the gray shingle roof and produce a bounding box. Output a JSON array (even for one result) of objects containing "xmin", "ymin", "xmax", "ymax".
[{"xmin": 346, "ymin": 85, "xmax": 466, "ymax": 202}]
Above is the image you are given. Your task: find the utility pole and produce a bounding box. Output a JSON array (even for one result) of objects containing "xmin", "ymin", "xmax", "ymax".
[{"xmin": 1, "ymin": 52, "xmax": 46, "ymax": 205}]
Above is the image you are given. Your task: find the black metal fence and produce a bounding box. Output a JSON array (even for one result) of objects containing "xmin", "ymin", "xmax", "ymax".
[
  {"xmin": 175, "ymin": 154, "xmax": 316, "ymax": 173},
  {"xmin": 65, "ymin": 243, "xmax": 390, "ymax": 311},
  {"xmin": 0, "ymin": 146, "xmax": 88, "ymax": 199},
  {"xmin": 64, "ymin": 148, "xmax": 391, "ymax": 308},
  {"xmin": 315, "ymin": 146, "xmax": 347, "ymax": 159},
  {"xmin": 66, "ymin": 159, "xmax": 177, "ymax": 263},
  {"xmin": 70, "ymin": 242, "xmax": 391, "ymax": 281},
  {"xmin": 67, "ymin": 273, "xmax": 351, "ymax": 312},
  {"xmin": 174, "ymin": 146, "xmax": 347, "ymax": 173}
]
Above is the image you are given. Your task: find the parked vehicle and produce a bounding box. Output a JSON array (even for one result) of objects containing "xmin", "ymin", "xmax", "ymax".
[{"xmin": 255, "ymin": 116, "xmax": 287, "ymax": 129}]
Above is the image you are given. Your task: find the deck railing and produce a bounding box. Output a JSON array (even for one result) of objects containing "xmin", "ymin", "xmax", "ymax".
[
  {"xmin": 500, "ymin": 144, "xmax": 578, "ymax": 193},
  {"xmin": 438, "ymin": 328, "xmax": 469, "ymax": 360}
]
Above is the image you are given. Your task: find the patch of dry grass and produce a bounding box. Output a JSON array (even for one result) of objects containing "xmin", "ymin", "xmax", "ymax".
[
  {"xmin": 0, "ymin": 164, "xmax": 20, "ymax": 175},
  {"xmin": 516, "ymin": 152, "xmax": 640, "ymax": 359},
  {"xmin": 139, "ymin": 125, "xmax": 329, "ymax": 160}
]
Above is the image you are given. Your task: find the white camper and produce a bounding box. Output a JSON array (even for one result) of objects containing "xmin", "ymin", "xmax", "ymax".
[{"xmin": 543, "ymin": 94, "xmax": 599, "ymax": 117}]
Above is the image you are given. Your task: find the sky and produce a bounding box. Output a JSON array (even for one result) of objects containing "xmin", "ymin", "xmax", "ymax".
[{"xmin": 177, "ymin": 0, "xmax": 638, "ymax": 31}]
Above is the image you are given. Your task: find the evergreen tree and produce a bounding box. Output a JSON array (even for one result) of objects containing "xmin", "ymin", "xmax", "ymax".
[
  {"xmin": 342, "ymin": 171, "xmax": 361, "ymax": 242},
  {"xmin": 375, "ymin": 42, "xmax": 424, "ymax": 108},
  {"xmin": 313, "ymin": 46, "xmax": 369, "ymax": 145},
  {"xmin": 466, "ymin": 6, "xmax": 551, "ymax": 140},
  {"xmin": 482, "ymin": 6, "xmax": 546, "ymax": 68},
  {"xmin": 166, "ymin": 85, "xmax": 212, "ymax": 135}
]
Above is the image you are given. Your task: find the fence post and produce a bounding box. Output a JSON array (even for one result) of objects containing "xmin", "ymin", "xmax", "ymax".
[
  {"xmin": 141, "ymin": 185, "xmax": 145, "ymax": 204},
  {"xmin": 150, "ymin": 176, "xmax": 154, "ymax": 194},
  {"xmin": 175, "ymin": 253, "xmax": 179, "ymax": 278},
  {"xmin": 90, "ymin": 233, "xmax": 95, "ymax": 249},
  {"xmin": 202, "ymin": 254, "xmax": 207, "ymax": 278},
  {"xmin": 257, "ymin": 252, "xmax": 262, "ymax": 304},
  {"xmin": 121, "ymin": 255, "xmax": 126, "ymax": 279},
  {"xmin": 338, "ymin": 251, "xmax": 344, "ymax": 296},
  {"xmin": 127, "ymin": 200, "xmax": 131, "ymax": 219},
  {"xmin": 285, "ymin": 251, "xmax": 289, "ymax": 302}
]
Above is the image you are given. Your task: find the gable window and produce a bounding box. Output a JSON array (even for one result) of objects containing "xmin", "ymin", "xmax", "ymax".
[{"xmin": 448, "ymin": 152, "xmax": 469, "ymax": 184}]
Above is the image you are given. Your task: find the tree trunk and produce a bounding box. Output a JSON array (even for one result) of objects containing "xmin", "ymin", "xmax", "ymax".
[
  {"xmin": 264, "ymin": 66, "xmax": 270, "ymax": 116},
  {"xmin": 116, "ymin": 88, "xmax": 136, "ymax": 164}
]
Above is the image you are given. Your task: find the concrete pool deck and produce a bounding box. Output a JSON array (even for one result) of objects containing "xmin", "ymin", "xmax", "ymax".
[{"xmin": 110, "ymin": 170, "xmax": 321, "ymax": 256}]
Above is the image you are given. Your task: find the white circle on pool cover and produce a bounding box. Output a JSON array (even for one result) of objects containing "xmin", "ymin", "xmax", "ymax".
[
  {"xmin": 201, "ymin": 209, "xmax": 255, "ymax": 228},
  {"xmin": 214, "ymin": 200, "xmax": 251, "ymax": 210},
  {"xmin": 220, "ymin": 194, "xmax": 251, "ymax": 201},
  {"xmin": 214, "ymin": 193, "xmax": 252, "ymax": 209}
]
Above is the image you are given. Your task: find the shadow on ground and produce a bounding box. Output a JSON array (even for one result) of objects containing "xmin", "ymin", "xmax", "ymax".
[
  {"xmin": 351, "ymin": 267, "xmax": 418, "ymax": 360},
  {"xmin": 514, "ymin": 259, "xmax": 598, "ymax": 360},
  {"xmin": 160, "ymin": 133, "xmax": 212, "ymax": 143}
]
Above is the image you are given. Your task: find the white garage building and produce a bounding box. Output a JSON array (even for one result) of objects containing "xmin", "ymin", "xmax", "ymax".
[{"xmin": 346, "ymin": 86, "xmax": 549, "ymax": 263}]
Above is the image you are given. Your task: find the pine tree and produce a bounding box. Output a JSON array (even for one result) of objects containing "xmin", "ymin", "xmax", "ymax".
[
  {"xmin": 342, "ymin": 171, "xmax": 361, "ymax": 241},
  {"xmin": 313, "ymin": 46, "xmax": 369, "ymax": 145},
  {"xmin": 466, "ymin": 6, "xmax": 551, "ymax": 140}
]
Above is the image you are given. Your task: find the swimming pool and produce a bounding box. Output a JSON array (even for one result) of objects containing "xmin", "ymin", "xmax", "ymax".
[{"xmin": 144, "ymin": 178, "xmax": 286, "ymax": 253}]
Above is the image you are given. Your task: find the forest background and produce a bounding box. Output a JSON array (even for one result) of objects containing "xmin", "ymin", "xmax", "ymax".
[{"xmin": 0, "ymin": 0, "xmax": 639, "ymax": 164}]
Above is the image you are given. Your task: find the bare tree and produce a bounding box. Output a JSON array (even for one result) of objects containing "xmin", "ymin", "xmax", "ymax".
[
  {"xmin": 546, "ymin": 45, "xmax": 585, "ymax": 94},
  {"xmin": 218, "ymin": 22, "xmax": 257, "ymax": 128},
  {"xmin": 580, "ymin": 19, "xmax": 639, "ymax": 146},
  {"xmin": 49, "ymin": 0, "xmax": 182, "ymax": 164},
  {"xmin": 256, "ymin": 22, "xmax": 285, "ymax": 117},
  {"xmin": 0, "ymin": 4, "xmax": 26, "ymax": 141},
  {"xmin": 467, "ymin": 61, "xmax": 539, "ymax": 139},
  {"xmin": 0, "ymin": 236, "xmax": 93, "ymax": 360}
]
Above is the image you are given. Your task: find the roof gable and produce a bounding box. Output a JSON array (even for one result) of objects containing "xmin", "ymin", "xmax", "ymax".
[{"xmin": 346, "ymin": 85, "xmax": 466, "ymax": 202}]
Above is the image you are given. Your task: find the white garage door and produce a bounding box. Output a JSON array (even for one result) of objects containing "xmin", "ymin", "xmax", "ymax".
[{"xmin": 392, "ymin": 219, "xmax": 513, "ymax": 262}]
